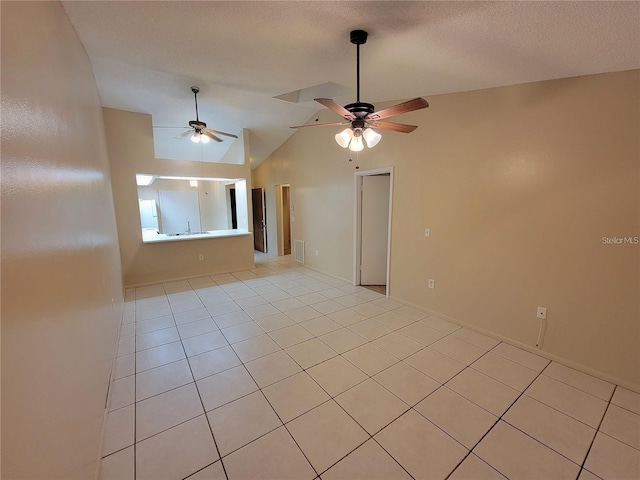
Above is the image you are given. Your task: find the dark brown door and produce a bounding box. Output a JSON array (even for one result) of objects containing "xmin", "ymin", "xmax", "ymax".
[
  {"xmin": 282, "ymin": 185, "xmax": 291, "ymax": 255},
  {"xmin": 252, "ymin": 188, "xmax": 267, "ymax": 252}
]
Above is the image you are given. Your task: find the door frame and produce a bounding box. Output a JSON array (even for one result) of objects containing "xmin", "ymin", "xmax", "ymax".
[
  {"xmin": 353, "ymin": 167, "xmax": 393, "ymax": 298},
  {"xmin": 275, "ymin": 184, "xmax": 292, "ymax": 256}
]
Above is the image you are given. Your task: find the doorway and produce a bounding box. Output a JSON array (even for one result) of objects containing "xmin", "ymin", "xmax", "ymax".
[
  {"xmin": 275, "ymin": 184, "xmax": 292, "ymax": 256},
  {"xmin": 228, "ymin": 187, "xmax": 238, "ymax": 229},
  {"xmin": 354, "ymin": 168, "xmax": 393, "ymax": 297},
  {"xmin": 252, "ymin": 187, "xmax": 267, "ymax": 252}
]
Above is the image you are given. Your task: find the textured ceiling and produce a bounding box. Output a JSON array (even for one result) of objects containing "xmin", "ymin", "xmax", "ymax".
[{"xmin": 62, "ymin": 1, "xmax": 640, "ymax": 168}]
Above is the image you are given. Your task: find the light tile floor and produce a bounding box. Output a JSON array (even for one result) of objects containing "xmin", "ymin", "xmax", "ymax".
[{"xmin": 100, "ymin": 254, "xmax": 640, "ymax": 480}]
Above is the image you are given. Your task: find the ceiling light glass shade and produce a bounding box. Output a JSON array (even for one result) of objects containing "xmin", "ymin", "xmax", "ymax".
[
  {"xmin": 200, "ymin": 133, "xmax": 210, "ymax": 144},
  {"xmin": 363, "ymin": 128, "xmax": 382, "ymax": 148},
  {"xmin": 190, "ymin": 132, "xmax": 201, "ymax": 143},
  {"xmin": 335, "ymin": 128, "xmax": 353, "ymax": 148},
  {"xmin": 349, "ymin": 136, "xmax": 364, "ymax": 152}
]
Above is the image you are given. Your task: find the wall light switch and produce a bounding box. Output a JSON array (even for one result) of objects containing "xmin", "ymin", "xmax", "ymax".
[
  {"xmin": 425, "ymin": 228, "xmax": 431, "ymax": 237},
  {"xmin": 199, "ymin": 254, "xmax": 204, "ymax": 261}
]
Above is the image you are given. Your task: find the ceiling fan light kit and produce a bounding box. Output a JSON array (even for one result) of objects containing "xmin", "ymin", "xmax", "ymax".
[
  {"xmin": 291, "ymin": 29, "xmax": 429, "ymax": 155},
  {"xmin": 362, "ymin": 127, "xmax": 381, "ymax": 147},
  {"xmin": 190, "ymin": 131, "xmax": 210, "ymax": 144},
  {"xmin": 335, "ymin": 125, "xmax": 381, "ymax": 150}
]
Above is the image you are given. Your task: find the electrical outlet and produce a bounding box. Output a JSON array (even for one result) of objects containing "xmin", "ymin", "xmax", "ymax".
[
  {"xmin": 315, "ymin": 250, "xmax": 319, "ymax": 256},
  {"xmin": 425, "ymin": 227, "xmax": 431, "ymax": 237},
  {"xmin": 428, "ymin": 279, "xmax": 435, "ymax": 289},
  {"xmin": 537, "ymin": 306, "xmax": 547, "ymax": 320},
  {"xmin": 199, "ymin": 253, "xmax": 204, "ymax": 261}
]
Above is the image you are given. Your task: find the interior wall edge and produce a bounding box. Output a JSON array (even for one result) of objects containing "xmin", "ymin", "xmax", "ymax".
[
  {"xmin": 95, "ymin": 301, "xmax": 126, "ymax": 480},
  {"xmin": 392, "ymin": 295, "xmax": 640, "ymax": 394},
  {"xmin": 289, "ymin": 262, "xmax": 354, "ymax": 287},
  {"xmin": 122, "ymin": 260, "xmax": 257, "ymax": 289},
  {"xmin": 285, "ymin": 249, "xmax": 639, "ymax": 392}
]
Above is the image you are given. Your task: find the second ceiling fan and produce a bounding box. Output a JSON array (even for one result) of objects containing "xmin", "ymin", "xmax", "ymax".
[
  {"xmin": 160, "ymin": 86, "xmax": 238, "ymax": 144},
  {"xmin": 291, "ymin": 30, "xmax": 429, "ymax": 151}
]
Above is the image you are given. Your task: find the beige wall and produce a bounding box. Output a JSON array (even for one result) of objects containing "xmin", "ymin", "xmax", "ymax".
[
  {"xmin": 1, "ymin": 2, "xmax": 124, "ymax": 478},
  {"xmin": 253, "ymin": 70, "xmax": 640, "ymax": 389},
  {"xmin": 103, "ymin": 108, "xmax": 255, "ymax": 286}
]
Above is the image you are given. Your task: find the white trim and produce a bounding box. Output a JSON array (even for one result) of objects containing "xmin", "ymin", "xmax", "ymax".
[
  {"xmin": 353, "ymin": 167, "xmax": 394, "ymax": 298},
  {"xmin": 275, "ymin": 185, "xmax": 284, "ymax": 256}
]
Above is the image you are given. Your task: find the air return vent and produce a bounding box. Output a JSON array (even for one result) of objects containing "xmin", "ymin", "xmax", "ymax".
[{"xmin": 294, "ymin": 240, "xmax": 305, "ymax": 264}]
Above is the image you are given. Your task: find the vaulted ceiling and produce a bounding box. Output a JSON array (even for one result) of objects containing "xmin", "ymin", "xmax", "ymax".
[{"xmin": 61, "ymin": 1, "xmax": 640, "ymax": 168}]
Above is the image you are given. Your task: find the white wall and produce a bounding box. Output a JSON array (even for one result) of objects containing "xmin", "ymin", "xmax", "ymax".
[{"xmin": 1, "ymin": 2, "xmax": 124, "ymax": 478}]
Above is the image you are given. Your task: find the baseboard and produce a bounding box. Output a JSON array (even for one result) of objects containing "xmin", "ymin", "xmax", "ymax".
[
  {"xmin": 392, "ymin": 296, "xmax": 640, "ymax": 394},
  {"xmin": 125, "ymin": 260, "xmax": 639, "ymax": 393}
]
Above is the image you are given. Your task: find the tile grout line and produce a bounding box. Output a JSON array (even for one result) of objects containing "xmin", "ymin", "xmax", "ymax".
[
  {"xmin": 460, "ymin": 359, "xmax": 612, "ymax": 478},
  {"xmin": 242, "ymin": 364, "xmax": 321, "ymax": 478},
  {"xmin": 166, "ymin": 283, "xmax": 231, "ymax": 480},
  {"xmin": 221, "ymin": 289, "xmax": 390, "ymax": 477},
  {"xmin": 126, "ymin": 258, "xmax": 635, "ymax": 480},
  {"xmin": 441, "ymin": 359, "xmax": 550, "ymax": 479},
  {"xmin": 575, "ymin": 385, "xmax": 617, "ymax": 480},
  {"xmin": 142, "ymin": 272, "xmax": 478, "ymax": 476},
  {"xmin": 277, "ymin": 340, "xmax": 411, "ymax": 478}
]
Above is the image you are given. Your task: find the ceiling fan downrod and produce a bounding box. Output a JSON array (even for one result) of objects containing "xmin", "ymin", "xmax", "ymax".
[
  {"xmin": 350, "ymin": 30, "xmax": 368, "ymax": 104},
  {"xmin": 191, "ymin": 86, "xmax": 200, "ymax": 124}
]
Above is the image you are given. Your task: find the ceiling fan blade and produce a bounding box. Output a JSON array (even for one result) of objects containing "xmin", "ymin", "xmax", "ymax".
[
  {"xmin": 369, "ymin": 121, "xmax": 418, "ymax": 133},
  {"xmin": 290, "ymin": 121, "xmax": 349, "ymax": 129},
  {"xmin": 175, "ymin": 129, "xmax": 194, "ymax": 139},
  {"xmin": 315, "ymin": 98, "xmax": 356, "ymax": 121},
  {"xmin": 206, "ymin": 129, "xmax": 238, "ymax": 139},
  {"xmin": 367, "ymin": 97, "xmax": 429, "ymax": 121},
  {"xmin": 202, "ymin": 131, "xmax": 223, "ymax": 142}
]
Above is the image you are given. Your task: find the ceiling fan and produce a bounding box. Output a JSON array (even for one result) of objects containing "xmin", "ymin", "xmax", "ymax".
[
  {"xmin": 291, "ymin": 30, "xmax": 429, "ymax": 151},
  {"xmin": 156, "ymin": 86, "xmax": 238, "ymax": 144}
]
